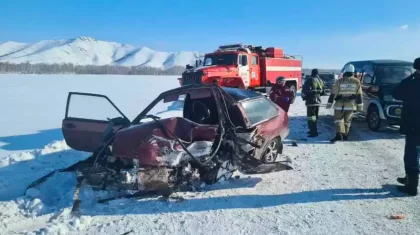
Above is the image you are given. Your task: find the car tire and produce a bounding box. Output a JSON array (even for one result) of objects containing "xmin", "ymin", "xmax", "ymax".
[
  {"xmin": 288, "ymin": 85, "xmax": 297, "ymax": 104},
  {"xmin": 367, "ymin": 105, "xmax": 381, "ymax": 132},
  {"xmin": 262, "ymin": 137, "xmax": 281, "ymax": 163}
]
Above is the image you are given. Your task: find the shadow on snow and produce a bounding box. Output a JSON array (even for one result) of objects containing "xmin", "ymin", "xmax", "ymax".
[
  {"xmin": 0, "ymin": 148, "xmax": 88, "ymax": 201},
  {"xmin": 0, "ymin": 128, "xmax": 63, "ymax": 151},
  {"xmin": 85, "ymin": 184, "xmax": 408, "ymax": 216},
  {"xmin": 285, "ymin": 113, "xmax": 403, "ymax": 146}
]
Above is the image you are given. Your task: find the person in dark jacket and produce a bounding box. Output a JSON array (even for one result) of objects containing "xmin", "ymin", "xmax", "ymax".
[
  {"xmin": 301, "ymin": 69, "xmax": 324, "ymax": 137},
  {"xmin": 269, "ymin": 76, "xmax": 294, "ymax": 112},
  {"xmin": 392, "ymin": 57, "xmax": 420, "ymax": 196}
]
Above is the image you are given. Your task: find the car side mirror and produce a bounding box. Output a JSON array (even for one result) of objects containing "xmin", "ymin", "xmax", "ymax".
[{"xmin": 363, "ymin": 74, "xmax": 373, "ymax": 84}]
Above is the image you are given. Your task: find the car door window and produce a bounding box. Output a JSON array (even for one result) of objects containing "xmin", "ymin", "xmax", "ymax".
[
  {"xmin": 67, "ymin": 93, "xmax": 127, "ymax": 121},
  {"xmin": 354, "ymin": 63, "xmax": 363, "ymax": 80},
  {"xmin": 241, "ymin": 97, "xmax": 278, "ymax": 126},
  {"xmin": 339, "ymin": 63, "xmax": 349, "ymax": 79},
  {"xmin": 362, "ymin": 64, "xmax": 374, "ymax": 84},
  {"xmin": 144, "ymin": 94, "xmax": 185, "ymax": 118}
]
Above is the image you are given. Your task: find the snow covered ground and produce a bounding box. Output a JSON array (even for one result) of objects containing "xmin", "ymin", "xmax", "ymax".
[{"xmin": 0, "ymin": 75, "xmax": 419, "ymax": 235}]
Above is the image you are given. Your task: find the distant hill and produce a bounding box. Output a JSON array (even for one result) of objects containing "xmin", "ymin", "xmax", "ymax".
[{"xmin": 0, "ymin": 37, "xmax": 201, "ymax": 69}]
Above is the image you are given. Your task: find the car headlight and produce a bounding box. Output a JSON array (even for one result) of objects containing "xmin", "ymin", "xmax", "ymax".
[
  {"xmin": 388, "ymin": 106, "xmax": 402, "ymax": 116},
  {"xmin": 394, "ymin": 107, "xmax": 402, "ymax": 116}
]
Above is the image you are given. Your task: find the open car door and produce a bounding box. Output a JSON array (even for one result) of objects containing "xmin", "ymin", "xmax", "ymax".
[{"xmin": 62, "ymin": 92, "xmax": 130, "ymax": 152}]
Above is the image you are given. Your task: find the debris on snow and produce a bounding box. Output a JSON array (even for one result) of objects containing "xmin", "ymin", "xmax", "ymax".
[{"xmin": 389, "ymin": 214, "xmax": 407, "ymax": 220}]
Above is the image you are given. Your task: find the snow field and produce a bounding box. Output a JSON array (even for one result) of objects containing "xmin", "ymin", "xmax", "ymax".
[{"xmin": 0, "ymin": 75, "xmax": 418, "ymax": 235}]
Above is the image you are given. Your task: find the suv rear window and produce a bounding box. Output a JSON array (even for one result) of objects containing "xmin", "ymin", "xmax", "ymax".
[{"xmin": 375, "ymin": 65, "xmax": 415, "ymax": 84}]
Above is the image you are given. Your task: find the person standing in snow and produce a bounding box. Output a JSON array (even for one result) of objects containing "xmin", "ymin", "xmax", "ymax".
[
  {"xmin": 301, "ymin": 69, "xmax": 324, "ymax": 137},
  {"xmin": 326, "ymin": 64, "xmax": 363, "ymax": 142},
  {"xmin": 392, "ymin": 57, "xmax": 420, "ymax": 196},
  {"xmin": 269, "ymin": 76, "xmax": 294, "ymax": 112}
]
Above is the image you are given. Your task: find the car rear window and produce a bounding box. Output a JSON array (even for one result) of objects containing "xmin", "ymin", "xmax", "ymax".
[{"xmin": 240, "ymin": 97, "xmax": 278, "ymax": 126}]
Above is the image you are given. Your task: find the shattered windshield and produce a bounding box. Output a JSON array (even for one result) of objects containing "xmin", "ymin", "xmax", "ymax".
[
  {"xmin": 141, "ymin": 94, "xmax": 186, "ymax": 122},
  {"xmin": 203, "ymin": 54, "xmax": 238, "ymax": 66},
  {"xmin": 376, "ymin": 66, "xmax": 414, "ymax": 84}
]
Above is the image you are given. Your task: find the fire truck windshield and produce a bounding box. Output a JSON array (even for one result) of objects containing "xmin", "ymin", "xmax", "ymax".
[{"xmin": 203, "ymin": 54, "xmax": 238, "ymax": 66}]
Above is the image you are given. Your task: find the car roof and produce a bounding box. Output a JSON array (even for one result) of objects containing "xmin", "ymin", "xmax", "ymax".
[
  {"xmin": 347, "ymin": 60, "xmax": 413, "ymax": 66},
  {"xmin": 222, "ymin": 87, "xmax": 263, "ymax": 101},
  {"xmin": 158, "ymin": 84, "xmax": 262, "ymax": 102}
]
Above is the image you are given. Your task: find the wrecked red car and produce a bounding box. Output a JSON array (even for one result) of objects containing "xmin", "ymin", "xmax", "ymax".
[{"xmin": 29, "ymin": 85, "xmax": 291, "ymax": 202}]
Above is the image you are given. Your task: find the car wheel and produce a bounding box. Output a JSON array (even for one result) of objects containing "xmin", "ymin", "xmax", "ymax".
[
  {"xmin": 367, "ymin": 105, "xmax": 381, "ymax": 132},
  {"xmin": 262, "ymin": 138, "xmax": 280, "ymax": 163},
  {"xmin": 288, "ymin": 85, "xmax": 297, "ymax": 104}
]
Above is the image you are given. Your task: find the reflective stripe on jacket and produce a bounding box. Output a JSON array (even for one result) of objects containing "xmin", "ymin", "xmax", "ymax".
[
  {"xmin": 327, "ymin": 76, "xmax": 363, "ymax": 111},
  {"xmin": 302, "ymin": 76, "xmax": 324, "ymax": 105}
]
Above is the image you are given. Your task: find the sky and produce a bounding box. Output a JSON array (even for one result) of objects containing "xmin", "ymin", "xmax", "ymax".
[{"xmin": 1, "ymin": 0, "xmax": 420, "ymax": 68}]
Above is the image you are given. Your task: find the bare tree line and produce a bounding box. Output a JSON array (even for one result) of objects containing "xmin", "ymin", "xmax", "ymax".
[{"xmin": 0, "ymin": 62, "xmax": 186, "ymax": 75}]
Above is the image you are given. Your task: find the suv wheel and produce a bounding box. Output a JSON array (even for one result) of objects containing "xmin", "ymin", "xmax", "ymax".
[{"xmin": 367, "ymin": 105, "xmax": 381, "ymax": 132}]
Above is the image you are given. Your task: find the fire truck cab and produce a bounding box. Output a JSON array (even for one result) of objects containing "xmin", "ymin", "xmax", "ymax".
[{"xmin": 179, "ymin": 44, "xmax": 303, "ymax": 98}]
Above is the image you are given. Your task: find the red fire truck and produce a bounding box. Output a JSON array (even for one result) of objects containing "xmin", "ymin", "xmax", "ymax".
[{"xmin": 178, "ymin": 44, "xmax": 303, "ymax": 99}]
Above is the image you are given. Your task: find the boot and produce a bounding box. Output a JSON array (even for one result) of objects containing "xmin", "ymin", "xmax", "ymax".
[
  {"xmin": 307, "ymin": 121, "xmax": 318, "ymax": 137},
  {"xmin": 330, "ymin": 133, "xmax": 343, "ymax": 143},
  {"xmin": 308, "ymin": 132, "xmax": 318, "ymax": 138},
  {"xmin": 397, "ymin": 176, "xmax": 407, "ymax": 185},
  {"xmin": 397, "ymin": 174, "xmax": 418, "ymax": 196}
]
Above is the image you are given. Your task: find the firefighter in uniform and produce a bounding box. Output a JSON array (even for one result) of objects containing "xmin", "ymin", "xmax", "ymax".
[
  {"xmin": 301, "ymin": 69, "xmax": 324, "ymax": 137},
  {"xmin": 392, "ymin": 57, "xmax": 420, "ymax": 196},
  {"xmin": 326, "ymin": 64, "xmax": 363, "ymax": 142},
  {"xmin": 269, "ymin": 76, "xmax": 294, "ymax": 112}
]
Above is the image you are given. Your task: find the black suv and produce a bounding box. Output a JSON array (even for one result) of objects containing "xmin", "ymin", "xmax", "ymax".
[
  {"xmin": 339, "ymin": 60, "xmax": 414, "ymax": 131},
  {"xmin": 318, "ymin": 72, "xmax": 336, "ymax": 95},
  {"xmin": 303, "ymin": 73, "xmax": 336, "ymax": 96}
]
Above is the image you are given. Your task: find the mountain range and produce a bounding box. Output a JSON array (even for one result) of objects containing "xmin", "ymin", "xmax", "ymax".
[{"xmin": 0, "ymin": 37, "xmax": 201, "ymax": 69}]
